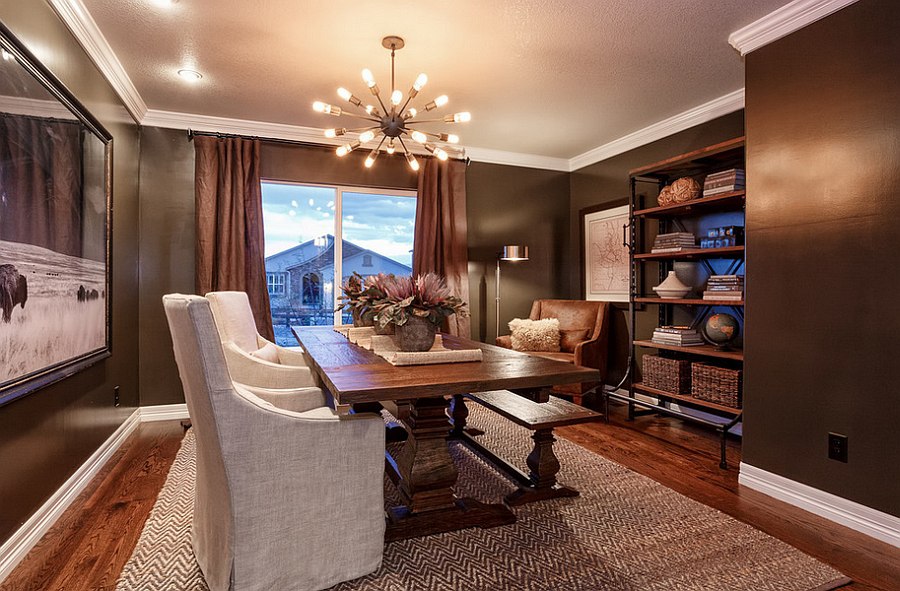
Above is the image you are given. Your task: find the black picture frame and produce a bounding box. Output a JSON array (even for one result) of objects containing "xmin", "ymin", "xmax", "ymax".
[{"xmin": 0, "ymin": 22, "xmax": 113, "ymax": 406}]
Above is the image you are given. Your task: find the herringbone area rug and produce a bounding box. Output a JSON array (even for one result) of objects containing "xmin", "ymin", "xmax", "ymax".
[{"xmin": 116, "ymin": 406, "xmax": 849, "ymax": 591}]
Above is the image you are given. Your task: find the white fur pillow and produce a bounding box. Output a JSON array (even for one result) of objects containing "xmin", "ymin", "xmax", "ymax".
[
  {"xmin": 250, "ymin": 342, "xmax": 280, "ymax": 363},
  {"xmin": 508, "ymin": 318, "xmax": 561, "ymax": 352}
]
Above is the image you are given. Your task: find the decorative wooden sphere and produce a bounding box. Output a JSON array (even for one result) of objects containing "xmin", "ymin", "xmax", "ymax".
[
  {"xmin": 670, "ymin": 177, "xmax": 701, "ymax": 203},
  {"xmin": 657, "ymin": 185, "xmax": 675, "ymax": 206}
]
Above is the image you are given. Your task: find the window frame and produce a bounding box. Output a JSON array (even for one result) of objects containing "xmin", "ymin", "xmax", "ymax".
[
  {"xmin": 267, "ymin": 271, "xmax": 286, "ymax": 296},
  {"xmin": 260, "ymin": 180, "xmax": 417, "ymax": 324}
]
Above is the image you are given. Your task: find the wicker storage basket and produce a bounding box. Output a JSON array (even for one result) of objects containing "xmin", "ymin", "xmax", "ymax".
[
  {"xmin": 642, "ymin": 355, "xmax": 691, "ymax": 394},
  {"xmin": 691, "ymin": 363, "xmax": 742, "ymax": 408}
]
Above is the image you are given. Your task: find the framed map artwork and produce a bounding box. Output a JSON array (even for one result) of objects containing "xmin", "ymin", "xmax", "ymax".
[{"xmin": 581, "ymin": 201, "xmax": 630, "ymax": 302}]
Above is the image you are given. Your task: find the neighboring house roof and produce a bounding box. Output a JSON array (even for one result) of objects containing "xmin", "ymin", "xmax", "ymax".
[{"xmin": 265, "ymin": 234, "xmax": 411, "ymax": 275}]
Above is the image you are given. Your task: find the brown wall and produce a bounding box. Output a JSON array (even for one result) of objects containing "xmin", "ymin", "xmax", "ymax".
[
  {"xmin": 743, "ymin": 0, "xmax": 900, "ymax": 516},
  {"xmin": 466, "ymin": 162, "xmax": 571, "ymax": 343},
  {"xmin": 569, "ymin": 112, "xmax": 745, "ymax": 384},
  {"xmin": 0, "ymin": 3, "xmax": 141, "ymax": 543}
]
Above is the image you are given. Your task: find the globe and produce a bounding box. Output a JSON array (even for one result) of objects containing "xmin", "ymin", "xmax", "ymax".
[{"xmin": 703, "ymin": 313, "xmax": 740, "ymax": 350}]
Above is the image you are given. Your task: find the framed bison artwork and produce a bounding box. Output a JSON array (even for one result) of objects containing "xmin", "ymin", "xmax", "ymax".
[{"xmin": 0, "ymin": 23, "xmax": 112, "ymax": 406}]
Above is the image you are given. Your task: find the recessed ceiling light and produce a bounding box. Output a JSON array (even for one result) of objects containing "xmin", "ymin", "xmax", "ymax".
[{"xmin": 177, "ymin": 69, "xmax": 202, "ymax": 82}]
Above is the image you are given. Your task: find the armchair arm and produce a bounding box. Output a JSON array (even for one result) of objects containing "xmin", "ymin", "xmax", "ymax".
[
  {"xmin": 573, "ymin": 337, "xmax": 607, "ymax": 380},
  {"xmin": 495, "ymin": 335, "xmax": 513, "ymax": 349},
  {"xmin": 257, "ymin": 335, "xmax": 309, "ymax": 367},
  {"xmin": 222, "ymin": 341, "xmax": 316, "ymax": 389},
  {"xmin": 234, "ymin": 383, "xmax": 327, "ymax": 413}
]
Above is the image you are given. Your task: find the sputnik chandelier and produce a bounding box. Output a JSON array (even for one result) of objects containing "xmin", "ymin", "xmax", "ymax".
[{"xmin": 312, "ymin": 36, "xmax": 470, "ymax": 171}]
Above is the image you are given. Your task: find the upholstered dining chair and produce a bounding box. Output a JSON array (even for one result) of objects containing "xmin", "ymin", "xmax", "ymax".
[
  {"xmin": 206, "ymin": 290, "xmax": 316, "ymax": 389},
  {"xmin": 162, "ymin": 294, "xmax": 386, "ymax": 591},
  {"xmin": 496, "ymin": 299, "xmax": 611, "ymax": 405}
]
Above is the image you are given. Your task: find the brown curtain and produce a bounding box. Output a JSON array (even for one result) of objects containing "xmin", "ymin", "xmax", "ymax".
[
  {"xmin": 194, "ymin": 135, "xmax": 274, "ymax": 340},
  {"xmin": 0, "ymin": 114, "xmax": 83, "ymax": 257},
  {"xmin": 413, "ymin": 157, "xmax": 470, "ymax": 337}
]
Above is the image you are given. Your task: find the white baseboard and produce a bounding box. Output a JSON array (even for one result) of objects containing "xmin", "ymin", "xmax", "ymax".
[
  {"xmin": 139, "ymin": 403, "xmax": 189, "ymax": 422},
  {"xmin": 0, "ymin": 403, "xmax": 191, "ymax": 584},
  {"xmin": 0, "ymin": 409, "xmax": 142, "ymax": 582},
  {"xmin": 739, "ymin": 462, "xmax": 900, "ymax": 548}
]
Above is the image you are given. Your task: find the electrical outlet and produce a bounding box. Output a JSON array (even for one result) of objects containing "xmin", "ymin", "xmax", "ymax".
[
  {"xmin": 114, "ymin": 385, "xmax": 120, "ymax": 408},
  {"xmin": 828, "ymin": 432, "xmax": 848, "ymax": 463}
]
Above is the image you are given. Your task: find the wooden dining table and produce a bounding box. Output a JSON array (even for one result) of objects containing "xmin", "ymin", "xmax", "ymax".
[{"xmin": 291, "ymin": 326, "xmax": 600, "ymax": 541}]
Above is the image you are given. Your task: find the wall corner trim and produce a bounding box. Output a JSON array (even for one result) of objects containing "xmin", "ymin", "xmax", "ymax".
[
  {"xmin": 47, "ymin": 0, "xmax": 148, "ymax": 121},
  {"xmin": 0, "ymin": 409, "xmax": 142, "ymax": 583},
  {"xmin": 728, "ymin": 0, "xmax": 861, "ymax": 56},
  {"xmin": 739, "ymin": 462, "xmax": 900, "ymax": 548},
  {"xmin": 568, "ymin": 89, "xmax": 745, "ymax": 172}
]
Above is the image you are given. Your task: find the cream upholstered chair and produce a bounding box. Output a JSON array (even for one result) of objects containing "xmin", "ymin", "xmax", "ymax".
[
  {"xmin": 163, "ymin": 294, "xmax": 385, "ymax": 591},
  {"xmin": 205, "ymin": 290, "xmax": 316, "ymax": 389}
]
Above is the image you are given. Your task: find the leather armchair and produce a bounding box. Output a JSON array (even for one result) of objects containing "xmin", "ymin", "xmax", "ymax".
[
  {"xmin": 206, "ymin": 290, "xmax": 316, "ymax": 389},
  {"xmin": 496, "ymin": 299, "xmax": 610, "ymax": 404},
  {"xmin": 163, "ymin": 294, "xmax": 385, "ymax": 591}
]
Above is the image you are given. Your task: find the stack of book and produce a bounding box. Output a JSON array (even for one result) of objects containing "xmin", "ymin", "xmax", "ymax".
[
  {"xmin": 703, "ymin": 169, "xmax": 745, "ymax": 196},
  {"xmin": 652, "ymin": 326, "xmax": 704, "ymax": 347},
  {"xmin": 651, "ymin": 232, "xmax": 696, "ymax": 253},
  {"xmin": 703, "ymin": 275, "xmax": 744, "ymax": 301}
]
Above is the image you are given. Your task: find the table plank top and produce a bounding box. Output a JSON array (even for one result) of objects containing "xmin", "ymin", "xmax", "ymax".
[{"xmin": 292, "ymin": 326, "xmax": 600, "ymax": 404}]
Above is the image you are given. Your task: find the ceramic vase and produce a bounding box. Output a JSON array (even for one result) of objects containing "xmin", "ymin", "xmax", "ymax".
[{"xmin": 395, "ymin": 316, "xmax": 436, "ymax": 351}]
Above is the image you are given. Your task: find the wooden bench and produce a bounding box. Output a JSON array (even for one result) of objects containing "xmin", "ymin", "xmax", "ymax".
[{"xmin": 454, "ymin": 390, "xmax": 603, "ymax": 506}]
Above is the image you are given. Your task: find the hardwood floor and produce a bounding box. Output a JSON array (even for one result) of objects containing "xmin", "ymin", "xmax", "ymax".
[{"xmin": 2, "ymin": 404, "xmax": 898, "ymax": 590}]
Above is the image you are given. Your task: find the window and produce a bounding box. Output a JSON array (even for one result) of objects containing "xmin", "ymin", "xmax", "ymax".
[
  {"xmin": 302, "ymin": 273, "xmax": 321, "ymax": 306},
  {"xmin": 261, "ymin": 182, "xmax": 416, "ymax": 345},
  {"xmin": 267, "ymin": 272, "xmax": 285, "ymax": 296}
]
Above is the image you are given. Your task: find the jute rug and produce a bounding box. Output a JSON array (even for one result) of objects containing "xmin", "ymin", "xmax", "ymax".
[{"xmin": 116, "ymin": 405, "xmax": 849, "ymax": 591}]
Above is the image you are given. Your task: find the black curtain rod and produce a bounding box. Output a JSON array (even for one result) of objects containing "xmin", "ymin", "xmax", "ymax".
[{"xmin": 186, "ymin": 128, "xmax": 471, "ymax": 165}]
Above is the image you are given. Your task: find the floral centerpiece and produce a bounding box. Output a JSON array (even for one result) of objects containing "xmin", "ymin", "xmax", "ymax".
[
  {"xmin": 375, "ymin": 273, "xmax": 468, "ymax": 351},
  {"xmin": 337, "ymin": 272, "xmax": 380, "ymax": 327}
]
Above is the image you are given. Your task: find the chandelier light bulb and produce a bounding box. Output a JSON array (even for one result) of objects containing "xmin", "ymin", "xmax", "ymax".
[
  {"xmin": 440, "ymin": 133, "xmax": 460, "ymax": 144},
  {"xmin": 434, "ymin": 147, "xmax": 449, "ymax": 161},
  {"xmin": 435, "ymin": 94, "xmax": 449, "ymax": 108},
  {"xmin": 335, "ymin": 140, "xmax": 361, "ymax": 157},
  {"xmin": 444, "ymin": 112, "xmax": 471, "ymax": 123},
  {"xmin": 324, "ymin": 128, "xmax": 337, "ymax": 139},
  {"xmin": 358, "ymin": 130, "xmax": 376, "ymax": 143},
  {"xmin": 413, "ymin": 73, "xmax": 428, "ymax": 91},
  {"xmin": 404, "ymin": 108, "xmax": 417, "ymax": 121},
  {"xmin": 390, "ymin": 89, "xmax": 403, "ymax": 106},
  {"xmin": 406, "ymin": 152, "xmax": 420, "ymax": 171},
  {"xmin": 362, "ymin": 68, "xmax": 376, "ymax": 87},
  {"xmin": 337, "ymin": 87, "xmax": 352, "ymax": 101},
  {"xmin": 313, "ymin": 101, "xmax": 342, "ymax": 116},
  {"xmin": 386, "ymin": 141, "xmax": 396, "ymax": 155},
  {"xmin": 312, "ymin": 101, "xmax": 326, "ymax": 112},
  {"xmin": 365, "ymin": 148, "xmax": 379, "ymax": 168},
  {"xmin": 410, "ymin": 130, "xmax": 428, "ymax": 144}
]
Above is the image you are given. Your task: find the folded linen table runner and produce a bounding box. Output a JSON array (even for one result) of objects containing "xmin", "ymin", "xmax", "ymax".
[{"xmin": 370, "ymin": 334, "xmax": 483, "ymax": 366}]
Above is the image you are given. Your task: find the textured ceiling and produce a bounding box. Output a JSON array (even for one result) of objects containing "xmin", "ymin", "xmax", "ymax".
[{"xmin": 81, "ymin": 0, "xmax": 786, "ymax": 159}]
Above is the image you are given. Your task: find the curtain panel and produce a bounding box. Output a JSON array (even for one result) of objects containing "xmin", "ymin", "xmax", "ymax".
[
  {"xmin": 413, "ymin": 157, "xmax": 470, "ymax": 337},
  {"xmin": 194, "ymin": 135, "xmax": 274, "ymax": 340}
]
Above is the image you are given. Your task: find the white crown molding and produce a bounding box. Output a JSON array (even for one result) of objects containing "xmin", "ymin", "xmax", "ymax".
[
  {"xmin": 729, "ymin": 0, "xmax": 861, "ymax": 56},
  {"xmin": 463, "ymin": 146, "xmax": 570, "ymax": 172},
  {"xmin": 139, "ymin": 403, "xmax": 189, "ymax": 422},
  {"xmin": 569, "ymin": 89, "xmax": 745, "ymax": 172},
  {"xmin": 0, "ymin": 409, "xmax": 142, "ymax": 583},
  {"xmin": 739, "ymin": 462, "xmax": 900, "ymax": 548},
  {"xmin": 143, "ymin": 109, "xmax": 570, "ymax": 171},
  {"xmin": 47, "ymin": 0, "xmax": 147, "ymax": 122}
]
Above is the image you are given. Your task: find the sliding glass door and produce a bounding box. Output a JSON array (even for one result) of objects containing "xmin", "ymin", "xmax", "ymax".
[{"xmin": 261, "ymin": 181, "xmax": 416, "ymax": 345}]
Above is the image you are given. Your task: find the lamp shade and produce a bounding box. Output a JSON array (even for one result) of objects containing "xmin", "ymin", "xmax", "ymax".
[{"xmin": 500, "ymin": 245, "xmax": 529, "ymax": 261}]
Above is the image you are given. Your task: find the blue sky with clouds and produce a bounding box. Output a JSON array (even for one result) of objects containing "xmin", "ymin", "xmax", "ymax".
[{"xmin": 260, "ymin": 183, "xmax": 416, "ymax": 266}]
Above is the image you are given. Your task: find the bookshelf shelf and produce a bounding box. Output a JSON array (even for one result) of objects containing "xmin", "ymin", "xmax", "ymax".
[
  {"xmin": 633, "ymin": 191, "xmax": 745, "ymax": 218},
  {"xmin": 633, "ymin": 246, "xmax": 744, "ymax": 261},
  {"xmin": 633, "ymin": 297, "xmax": 744, "ymax": 307},
  {"xmin": 632, "ymin": 383, "xmax": 742, "ymax": 416},
  {"xmin": 633, "ymin": 340, "xmax": 744, "ymax": 361}
]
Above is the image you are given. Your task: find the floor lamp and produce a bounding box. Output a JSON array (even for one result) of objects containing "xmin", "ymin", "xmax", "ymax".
[{"xmin": 496, "ymin": 245, "xmax": 530, "ymax": 341}]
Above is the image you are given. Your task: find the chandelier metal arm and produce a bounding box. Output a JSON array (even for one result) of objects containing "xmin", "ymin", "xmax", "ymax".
[{"xmin": 336, "ymin": 111, "xmax": 381, "ymax": 124}]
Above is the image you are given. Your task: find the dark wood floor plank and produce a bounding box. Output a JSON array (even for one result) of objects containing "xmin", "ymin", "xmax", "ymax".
[{"xmin": 3, "ymin": 406, "xmax": 897, "ymax": 591}]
